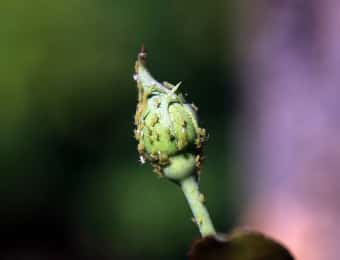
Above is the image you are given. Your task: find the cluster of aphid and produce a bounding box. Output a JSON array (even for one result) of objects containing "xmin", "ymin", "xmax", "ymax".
[{"xmin": 133, "ymin": 48, "xmax": 207, "ymax": 180}]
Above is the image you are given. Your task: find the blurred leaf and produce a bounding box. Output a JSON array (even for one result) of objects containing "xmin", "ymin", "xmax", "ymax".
[{"xmin": 189, "ymin": 229, "xmax": 294, "ymax": 260}]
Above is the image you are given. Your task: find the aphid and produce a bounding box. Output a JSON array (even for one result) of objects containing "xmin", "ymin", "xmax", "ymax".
[
  {"xmin": 139, "ymin": 122, "xmax": 145, "ymax": 130},
  {"xmin": 198, "ymin": 128, "xmax": 206, "ymax": 138},
  {"xmin": 178, "ymin": 118, "xmax": 186, "ymax": 128},
  {"xmin": 158, "ymin": 152, "xmax": 169, "ymax": 166},
  {"xmin": 148, "ymin": 128, "xmax": 153, "ymax": 137},
  {"xmin": 151, "ymin": 163, "xmax": 163, "ymax": 177},
  {"xmin": 134, "ymin": 129, "xmax": 140, "ymax": 139},
  {"xmin": 199, "ymin": 193, "xmax": 205, "ymax": 203},
  {"xmin": 195, "ymin": 155, "xmax": 200, "ymax": 163},
  {"xmin": 191, "ymin": 103, "xmax": 198, "ymax": 111},
  {"xmin": 137, "ymin": 142, "xmax": 145, "ymax": 152},
  {"xmin": 177, "ymin": 137, "xmax": 188, "ymax": 150},
  {"xmin": 150, "ymin": 149, "xmax": 158, "ymax": 159},
  {"xmin": 139, "ymin": 155, "xmax": 146, "ymax": 164},
  {"xmin": 154, "ymin": 98, "xmax": 161, "ymax": 108},
  {"xmin": 150, "ymin": 115, "xmax": 160, "ymax": 127}
]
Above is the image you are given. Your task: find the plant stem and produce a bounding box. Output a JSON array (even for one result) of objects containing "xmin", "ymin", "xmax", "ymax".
[{"xmin": 180, "ymin": 176, "xmax": 216, "ymax": 237}]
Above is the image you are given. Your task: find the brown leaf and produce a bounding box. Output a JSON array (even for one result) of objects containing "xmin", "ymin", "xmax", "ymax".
[{"xmin": 188, "ymin": 229, "xmax": 294, "ymax": 260}]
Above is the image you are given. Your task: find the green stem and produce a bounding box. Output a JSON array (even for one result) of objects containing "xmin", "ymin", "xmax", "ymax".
[{"xmin": 180, "ymin": 176, "xmax": 216, "ymax": 237}]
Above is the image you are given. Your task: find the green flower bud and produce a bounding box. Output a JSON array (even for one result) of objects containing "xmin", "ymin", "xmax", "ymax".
[{"xmin": 134, "ymin": 48, "xmax": 206, "ymax": 181}]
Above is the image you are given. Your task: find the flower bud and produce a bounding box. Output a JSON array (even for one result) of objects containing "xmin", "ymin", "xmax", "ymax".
[{"xmin": 134, "ymin": 48, "xmax": 206, "ymax": 181}]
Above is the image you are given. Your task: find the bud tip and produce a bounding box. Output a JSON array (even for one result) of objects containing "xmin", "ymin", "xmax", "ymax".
[{"xmin": 138, "ymin": 43, "xmax": 147, "ymax": 64}]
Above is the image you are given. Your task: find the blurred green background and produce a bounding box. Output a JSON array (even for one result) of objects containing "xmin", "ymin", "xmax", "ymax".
[{"xmin": 0, "ymin": 0, "xmax": 242, "ymax": 258}]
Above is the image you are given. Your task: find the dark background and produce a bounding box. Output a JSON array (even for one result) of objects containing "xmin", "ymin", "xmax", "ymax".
[{"xmin": 0, "ymin": 0, "xmax": 243, "ymax": 258}]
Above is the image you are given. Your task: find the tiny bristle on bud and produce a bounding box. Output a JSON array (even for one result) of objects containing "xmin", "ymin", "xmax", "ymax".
[
  {"xmin": 138, "ymin": 44, "xmax": 147, "ymax": 63},
  {"xmin": 140, "ymin": 43, "xmax": 146, "ymax": 53}
]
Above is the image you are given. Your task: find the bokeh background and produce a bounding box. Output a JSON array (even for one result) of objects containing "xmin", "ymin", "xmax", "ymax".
[{"xmin": 2, "ymin": 0, "xmax": 340, "ymax": 259}]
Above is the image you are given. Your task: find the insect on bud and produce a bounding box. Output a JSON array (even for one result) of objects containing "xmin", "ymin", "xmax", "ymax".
[{"xmin": 133, "ymin": 47, "xmax": 206, "ymax": 181}]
